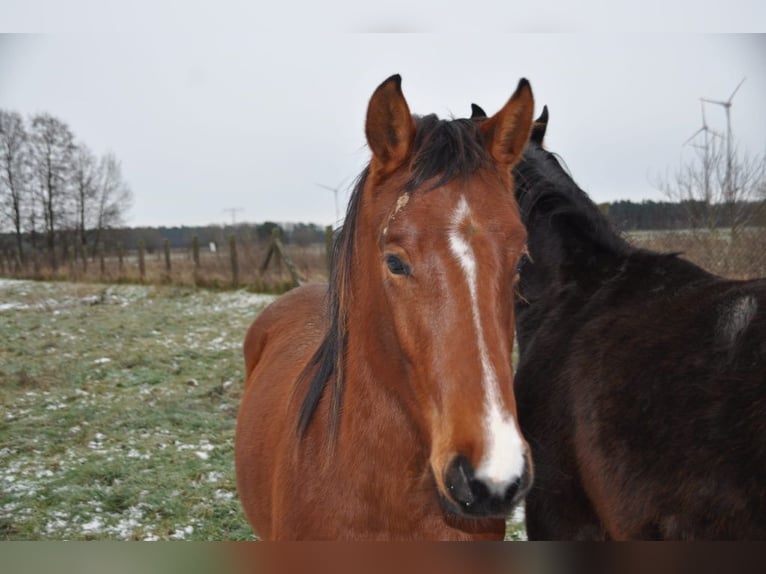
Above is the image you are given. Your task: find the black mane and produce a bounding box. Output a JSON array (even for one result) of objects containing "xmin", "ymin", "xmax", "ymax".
[
  {"xmin": 513, "ymin": 141, "xmax": 632, "ymax": 265},
  {"xmin": 297, "ymin": 114, "xmax": 492, "ymax": 437}
]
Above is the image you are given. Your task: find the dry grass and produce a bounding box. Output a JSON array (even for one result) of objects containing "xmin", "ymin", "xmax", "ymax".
[
  {"xmin": 1, "ymin": 242, "xmax": 330, "ymax": 293},
  {"xmin": 626, "ymin": 228, "xmax": 766, "ymax": 280}
]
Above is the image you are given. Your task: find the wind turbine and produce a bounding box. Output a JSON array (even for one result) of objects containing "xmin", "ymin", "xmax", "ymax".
[
  {"xmin": 683, "ymin": 101, "xmax": 723, "ymax": 207},
  {"xmin": 316, "ymin": 180, "xmax": 345, "ymax": 225},
  {"xmin": 701, "ymin": 77, "xmax": 745, "ymax": 146},
  {"xmin": 683, "ymin": 100, "xmax": 722, "ymax": 149},
  {"xmin": 701, "ymin": 78, "xmax": 745, "ymax": 204}
]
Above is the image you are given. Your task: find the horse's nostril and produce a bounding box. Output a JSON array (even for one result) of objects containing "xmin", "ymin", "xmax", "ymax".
[
  {"xmin": 444, "ymin": 455, "xmax": 476, "ymax": 507},
  {"xmin": 443, "ymin": 454, "xmax": 530, "ymax": 517}
]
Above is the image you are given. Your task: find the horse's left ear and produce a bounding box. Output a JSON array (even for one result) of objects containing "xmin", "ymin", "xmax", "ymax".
[
  {"xmin": 480, "ymin": 78, "xmax": 534, "ymax": 168},
  {"xmin": 365, "ymin": 74, "xmax": 415, "ymax": 175}
]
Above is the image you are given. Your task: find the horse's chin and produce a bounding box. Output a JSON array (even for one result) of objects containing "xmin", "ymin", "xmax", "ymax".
[{"xmin": 436, "ymin": 488, "xmax": 520, "ymax": 521}]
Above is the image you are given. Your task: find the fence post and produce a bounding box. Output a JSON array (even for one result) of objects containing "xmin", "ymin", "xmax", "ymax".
[
  {"xmin": 138, "ymin": 240, "xmax": 146, "ymax": 282},
  {"xmin": 272, "ymin": 227, "xmax": 282, "ymax": 270},
  {"xmin": 163, "ymin": 238, "xmax": 172, "ymax": 277},
  {"xmin": 117, "ymin": 242, "xmax": 124, "ymax": 277},
  {"xmin": 66, "ymin": 241, "xmax": 75, "ymax": 281},
  {"xmin": 77, "ymin": 241, "xmax": 87, "ymax": 273},
  {"xmin": 99, "ymin": 244, "xmax": 106, "ymax": 278},
  {"xmin": 192, "ymin": 236, "xmax": 200, "ymax": 269},
  {"xmin": 273, "ymin": 237, "xmax": 303, "ymax": 288},
  {"xmin": 192, "ymin": 236, "xmax": 200, "ymax": 285},
  {"xmin": 325, "ymin": 225, "xmax": 333, "ymax": 278},
  {"xmin": 229, "ymin": 235, "xmax": 239, "ymax": 288}
]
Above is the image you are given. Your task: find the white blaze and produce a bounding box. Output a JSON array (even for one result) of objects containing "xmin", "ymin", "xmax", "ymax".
[{"xmin": 447, "ymin": 196, "xmax": 525, "ymax": 495}]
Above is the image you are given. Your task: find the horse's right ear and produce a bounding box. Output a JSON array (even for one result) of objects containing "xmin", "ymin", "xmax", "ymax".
[
  {"xmin": 470, "ymin": 103, "xmax": 487, "ymax": 119},
  {"xmin": 365, "ymin": 74, "xmax": 415, "ymax": 176},
  {"xmin": 530, "ymin": 105, "xmax": 549, "ymax": 145},
  {"xmin": 480, "ymin": 78, "xmax": 534, "ymax": 169}
]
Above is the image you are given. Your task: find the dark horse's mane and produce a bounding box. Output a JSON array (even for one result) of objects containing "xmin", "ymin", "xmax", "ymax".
[
  {"xmin": 512, "ymin": 141, "xmax": 633, "ymax": 263},
  {"xmin": 296, "ymin": 114, "xmax": 493, "ymax": 437}
]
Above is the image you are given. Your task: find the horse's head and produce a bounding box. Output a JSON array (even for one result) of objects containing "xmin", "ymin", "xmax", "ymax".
[
  {"xmin": 356, "ymin": 75, "xmax": 535, "ymax": 517},
  {"xmin": 511, "ymin": 106, "xmax": 631, "ymax": 350}
]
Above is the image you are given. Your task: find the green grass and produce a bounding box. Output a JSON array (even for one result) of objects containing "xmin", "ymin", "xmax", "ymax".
[
  {"xmin": 0, "ymin": 279, "xmax": 527, "ymax": 541},
  {"xmin": 0, "ymin": 280, "xmax": 272, "ymax": 540}
]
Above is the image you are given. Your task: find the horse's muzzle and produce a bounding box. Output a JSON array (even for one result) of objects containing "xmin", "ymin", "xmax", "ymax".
[{"xmin": 442, "ymin": 454, "xmax": 532, "ymax": 518}]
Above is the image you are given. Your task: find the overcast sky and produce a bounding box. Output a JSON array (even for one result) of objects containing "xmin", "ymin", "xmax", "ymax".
[{"xmin": 1, "ymin": 4, "xmax": 765, "ymax": 228}]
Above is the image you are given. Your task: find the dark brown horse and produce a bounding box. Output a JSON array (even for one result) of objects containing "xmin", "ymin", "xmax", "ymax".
[
  {"xmin": 508, "ymin": 106, "xmax": 766, "ymax": 540},
  {"xmin": 235, "ymin": 75, "xmax": 535, "ymax": 540}
]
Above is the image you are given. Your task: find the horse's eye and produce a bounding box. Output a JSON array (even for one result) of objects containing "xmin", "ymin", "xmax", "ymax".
[{"xmin": 385, "ymin": 254, "xmax": 411, "ymax": 276}]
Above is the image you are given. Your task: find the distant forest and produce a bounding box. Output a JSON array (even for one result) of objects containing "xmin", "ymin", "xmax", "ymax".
[
  {"xmin": 93, "ymin": 221, "xmax": 329, "ymax": 252},
  {"xmin": 2, "ymin": 200, "xmax": 766, "ymax": 255},
  {"xmin": 603, "ymin": 199, "xmax": 765, "ymax": 232}
]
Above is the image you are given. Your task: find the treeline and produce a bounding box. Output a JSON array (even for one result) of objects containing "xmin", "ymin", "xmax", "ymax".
[
  {"xmin": 98, "ymin": 222, "xmax": 328, "ymax": 253},
  {"xmin": 603, "ymin": 199, "xmax": 766, "ymax": 231},
  {"xmin": 0, "ymin": 109, "xmax": 132, "ymax": 271},
  {"xmin": 0, "ymin": 220, "xmax": 329, "ymax": 259}
]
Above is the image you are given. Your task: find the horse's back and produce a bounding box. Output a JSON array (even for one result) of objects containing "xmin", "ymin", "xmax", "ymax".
[
  {"xmin": 574, "ymin": 276, "xmax": 766, "ymax": 538},
  {"xmin": 235, "ymin": 283, "xmax": 327, "ymax": 539},
  {"xmin": 519, "ymin": 269, "xmax": 766, "ymax": 539}
]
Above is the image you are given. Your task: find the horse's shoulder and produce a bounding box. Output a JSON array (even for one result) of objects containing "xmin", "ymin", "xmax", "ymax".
[
  {"xmin": 250, "ymin": 283, "xmax": 326, "ymax": 330},
  {"xmin": 243, "ymin": 283, "xmax": 328, "ymax": 378}
]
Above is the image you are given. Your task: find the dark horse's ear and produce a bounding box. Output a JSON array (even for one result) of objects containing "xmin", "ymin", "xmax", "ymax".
[
  {"xmin": 365, "ymin": 74, "xmax": 415, "ymax": 176},
  {"xmin": 480, "ymin": 78, "xmax": 534, "ymax": 169},
  {"xmin": 530, "ymin": 105, "xmax": 549, "ymax": 145},
  {"xmin": 470, "ymin": 103, "xmax": 487, "ymax": 119}
]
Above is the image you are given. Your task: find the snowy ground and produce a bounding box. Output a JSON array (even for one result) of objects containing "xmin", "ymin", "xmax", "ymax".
[{"xmin": 0, "ymin": 279, "xmax": 275, "ymax": 540}]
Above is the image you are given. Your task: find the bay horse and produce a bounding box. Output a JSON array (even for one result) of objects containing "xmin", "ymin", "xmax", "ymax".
[
  {"xmin": 504, "ymin": 106, "xmax": 766, "ymax": 539},
  {"xmin": 235, "ymin": 75, "xmax": 536, "ymax": 540}
]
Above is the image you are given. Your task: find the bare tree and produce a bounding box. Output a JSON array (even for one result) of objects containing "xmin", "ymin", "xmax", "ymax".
[
  {"xmin": 0, "ymin": 110, "xmax": 30, "ymax": 269},
  {"xmin": 91, "ymin": 152, "xmax": 132, "ymax": 256},
  {"xmin": 725, "ymin": 146, "xmax": 766, "ymax": 236},
  {"xmin": 28, "ymin": 114, "xmax": 76, "ymax": 270},
  {"xmin": 71, "ymin": 143, "xmax": 98, "ymax": 268},
  {"xmin": 654, "ymin": 100, "xmax": 766, "ymax": 278},
  {"xmin": 656, "ymin": 107, "xmax": 766, "ymax": 236}
]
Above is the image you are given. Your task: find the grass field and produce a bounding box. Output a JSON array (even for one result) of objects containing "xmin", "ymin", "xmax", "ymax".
[
  {"xmin": 0, "ymin": 279, "xmax": 274, "ymax": 540},
  {"xmin": 0, "ymin": 279, "xmax": 526, "ymax": 540}
]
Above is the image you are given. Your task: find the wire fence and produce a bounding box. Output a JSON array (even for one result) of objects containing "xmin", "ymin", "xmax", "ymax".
[
  {"xmin": 1, "ymin": 227, "xmax": 764, "ymax": 291},
  {"xmin": 0, "ymin": 230, "xmax": 332, "ymax": 294}
]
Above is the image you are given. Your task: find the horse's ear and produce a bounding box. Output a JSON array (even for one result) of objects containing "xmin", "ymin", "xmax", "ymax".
[
  {"xmin": 365, "ymin": 74, "xmax": 415, "ymax": 175},
  {"xmin": 480, "ymin": 78, "xmax": 534, "ymax": 168},
  {"xmin": 530, "ymin": 105, "xmax": 549, "ymax": 145},
  {"xmin": 470, "ymin": 103, "xmax": 487, "ymax": 119}
]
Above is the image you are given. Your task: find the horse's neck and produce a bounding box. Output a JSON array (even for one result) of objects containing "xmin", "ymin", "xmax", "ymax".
[
  {"xmin": 339, "ymin": 309, "xmax": 428, "ymax": 455},
  {"xmin": 524, "ymin": 230, "xmax": 626, "ymax": 303}
]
